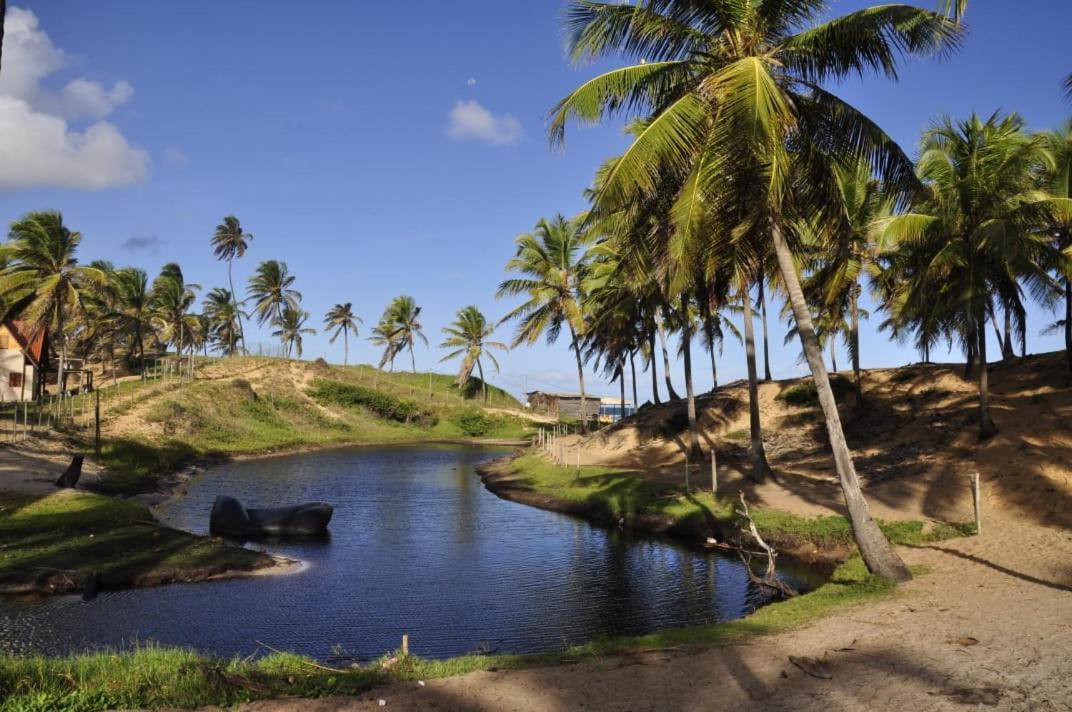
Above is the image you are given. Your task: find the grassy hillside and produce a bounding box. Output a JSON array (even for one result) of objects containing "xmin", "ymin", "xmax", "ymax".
[{"xmin": 82, "ymin": 357, "xmax": 534, "ymax": 494}]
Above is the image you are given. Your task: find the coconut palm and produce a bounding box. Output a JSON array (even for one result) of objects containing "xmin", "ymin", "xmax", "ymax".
[
  {"xmin": 272, "ymin": 306, "xmax": 316, "ymax": 359},
  {"xmin": 369, "ymin": 317, "xmax": 402, "ymax": 371},
  {"xmin": 247, "ymin": 260, "xmax": 301, "ymax": 331},
  {"xmin": 498, "ymin": 214, "xmax": 595, "ymax": 432},
  {"xmin": 439, "ymin": 305, "xmax": 509, "ymax": 403},
  {"xmin": 548, "ymin": 0, "xmax": 966, "ymax": 581},
  {"xmin": 203, "ymin": 287, "xmax": 246, "ymax": 356},
  {"xmin": 211, "ymin": 216, "xmax": 253, "ymax": 354},
  {"xmin": 1040, "ymin": 120, "xmax": 1072, "ymax": 376},
  {"xmin": 382, "ymin": 295, "xmax": 427, "ymax": 373},
  {"xmin": 151, "ymin": 267, "xmax": 200, "ymax": 373},
  {"xmin": 0, "ymin": 211, "xmax": 106, "ymax": 395},
  {"xmin": 324, "ymin": 303, "xmax": 362, "ymax": 366},
  {"xmin": 884, "ymin": 112, "xmax": 1069, "ymax": 439},
  {"xmin": 113, "ymin": 267, "xmax": 152, "ymax": 372}
]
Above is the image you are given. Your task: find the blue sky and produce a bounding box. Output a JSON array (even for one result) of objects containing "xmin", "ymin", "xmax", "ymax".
[{"xmin": 0, "ymin": 1, "xmax": 1069, "ymax": 401}]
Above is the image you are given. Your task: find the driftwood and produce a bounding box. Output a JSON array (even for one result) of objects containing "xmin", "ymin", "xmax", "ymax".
[
  {"xmin": 736, "ymin": 493, "xmax": 798, "ymax": 598},
  {"xmin": 55, "ymin": 455, "xmax": 84, "ymax": 488}
]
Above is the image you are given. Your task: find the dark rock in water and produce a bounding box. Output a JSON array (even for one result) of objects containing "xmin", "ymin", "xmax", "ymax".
[
  {"xmin": 210, "ymin": 495, "xmax": 333, "ymax": 539},
  {"xmin": 55, "ymin": 455, "xmax": 84, "ymax": 488}
]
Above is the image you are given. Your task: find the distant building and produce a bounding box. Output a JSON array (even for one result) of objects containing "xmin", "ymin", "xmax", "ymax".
[
  {"xmin": 0, "ymin": 320, "xmax": 49, "ymax": 402},
  {"xmin": 525, "ymin": 391, "xmax": 635, "ymax": 423}
]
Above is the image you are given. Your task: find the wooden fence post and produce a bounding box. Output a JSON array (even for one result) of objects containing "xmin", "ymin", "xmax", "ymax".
[
  {"xmin": 94, "ymin": 389, "xmax": 101, "ymax": 457},
  {"xmin": 971, "ymin": 472, "xmax": 982, "ymax": 535}
]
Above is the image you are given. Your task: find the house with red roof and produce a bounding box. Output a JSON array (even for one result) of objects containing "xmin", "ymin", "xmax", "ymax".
[{"xmin": 0, "ymin": 320, "xmax": 49, "ymax": 402}]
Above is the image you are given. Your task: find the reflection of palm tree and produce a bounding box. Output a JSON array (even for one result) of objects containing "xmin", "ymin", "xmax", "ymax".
[
  {"xmin": 324, "ymin": 303, "xmax": 362, "ymax": 366},
  {"xmin": 498, "ymin": 215, "xmax": 593, "ymax": 431},
  {"xmin": 211, "ymin": 216, "xmax": 253, "ymax": 354},
  {"xmin": 272, "ymin": 306, "xmax": 316, "ymax": 359},
  {"xmin": 439, "ymin": 305, "xmax": 508, "ymax": 403},
  {"xmin": 0, "ymin": 210, "xmax": 105, "ymax": 394}
]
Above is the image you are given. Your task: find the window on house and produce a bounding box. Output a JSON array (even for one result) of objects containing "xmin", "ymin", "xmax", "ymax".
[{"xmin": 8, "ymin": 373, "xmax": 23, "ymax": 389}]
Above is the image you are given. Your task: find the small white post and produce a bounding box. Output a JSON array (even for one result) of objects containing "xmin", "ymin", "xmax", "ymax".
[
  {"xmin": 711, "ymin": 447, "xmax": 718, "ymax": 495},
  {"xmin": 971, "ymin": 472, "xmax": 982, "ymax": 535},
  {"xmin": 401, "ymin": 633, "xmax": 410, "ymax": 656}
]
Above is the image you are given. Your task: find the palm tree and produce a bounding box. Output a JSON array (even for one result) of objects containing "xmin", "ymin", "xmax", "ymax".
[
  {"xmin": 884, "ymin": 112, "xmax": 1067, "ymax": 439},
  {"xmin": 439, "ymin": 305, "xmax": 509, "ymax": 403},
  {"xmin": 383, "ymin": 295, "xmax": 427, "ymax": 373},
  {"xmin": 549, "ymin": 0, "xmax": 965, "ymax": 582},
  {"xmin": 0, "ymin": 211, "xmax": 106, "ymax": 395},
  {"xmin": 1040, "ymin": 120, "xmax": 1072, "ymax": 376},
  {"xmin": 203, "ymin": 287, "xmax": 246, "ymax": 356},
  {"xmin": 272, "ymin": 306, "xmax": 316, "ymax": 359},
  {"xmin": 324, "ymin": 303, "xmax": 362, "ymax": 366},
  {"xmin": 498, "ymin": 215, "xmax": 594, "ymax": 432},
  {"xmin": 211, "ymin": 216, "xmax": 253, "ymax": 354},
  {"xmin": 247, "ymin": 260, "xmax": 301, "ymax": 346},
  {"xmin": 369, "ymin": 317, "xmax": 401, "ymax": 371},
  {"xmin": 151, "ymin": 267, "xmax": 200, "ymax": 374},
  {"xmin": 113, "ymin": 267, "xmax": 152, "ymax": 373}
]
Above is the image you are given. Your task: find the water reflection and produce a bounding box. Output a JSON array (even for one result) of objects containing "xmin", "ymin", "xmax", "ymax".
[{"xmin": 0, "ymin": 445, "xmax": 822, "ymax": 661}]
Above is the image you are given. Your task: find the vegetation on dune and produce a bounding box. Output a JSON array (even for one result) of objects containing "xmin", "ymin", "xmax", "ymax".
[
  {"xmin": 0, "ymin": 556, "xmax": 901, "ymax": 710},
  {"xmin": 308, "ymin": 378, "xmax": 437, "ymax": 427}
]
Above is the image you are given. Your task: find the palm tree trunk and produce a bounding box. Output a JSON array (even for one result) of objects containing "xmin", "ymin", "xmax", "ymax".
[
  {"xmin": 56, "ymin": 305, "xmax": 66, "ymax": 398},
  {"xmin": 758, "ymin": 278, "xmax": 772, "ymax": 382},
  {"xmin": 772, "ymin": 224, "xmax": 910, "ymax": 582},
  {"xmin": 830, "ymin": 335, "xmax": 838, "ymax": 373},
  {"xmin": 1002, "ymin": 308, "xmax": 1015, "ymax": 361},
  {"xmin": 977, "ymin": 317, "xmax": 998, "ymax": 439},
  {"xmin": 990, "ymin": 314, "xmax": 1005, "ymax": 360},
  {"xmin": 568, "ymin": 325, "xmax": 589, "ymax": 434},
  {"xmin": 680, "ymin": 293, "xmax": 700, "ymax": 458},
  {"xmin": 343, "ymin": 330, "xmax": 349, "ymax": 366},
  {"xmin": 477, "ymin": 357, "xmax": 487, "ymax": 404},
  {"xmin": 741, "ymin": 281, "xmax": 770, "ymax": 482},
  {"xmin": 648, "ymin": 328, "xmax": 661, "ymax": 404},
  {"xmin": 619, "ymin": 361, "xmax": 626, "ymax": 423},
  {"xmin": 698, "ymin": 286, "xmax": 719, "ymax": 389},
  {"xmin": 850, "ymin": 284, "xmax": 862, "ymax": 405},
  {"xmin": 410, "ymin": 345, "xmax": 416, "ymax": 373},
  {"xmin": 229, "ymin": 260, "xmax": 246, "ymax": 355},
  {"xmin": 1065, "ymin": 276, "xmax": 1072, "ymax": 376},
  {"xmin": 629, "ymin": 350, "xmax": 639, "ymax": 409},
  {"xmin": 656, "ymin": 306, "xmax": 680, "ymax": 400}
]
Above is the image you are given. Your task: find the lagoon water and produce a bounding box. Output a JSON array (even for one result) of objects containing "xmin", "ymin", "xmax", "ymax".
[{"xmin": 0, "ymin": 445, "xmax": 820, "ymax": 661}]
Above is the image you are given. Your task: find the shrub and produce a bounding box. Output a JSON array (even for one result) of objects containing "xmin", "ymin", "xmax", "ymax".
[
  {"xmin": 775, "ymin": 375, "xmax": 854, "ymax": 408},
  {"xmin": 452, "ymin": 408, "xmax": 493, "ymax": 437},
  {"xmin": 308, "ymin": 379, "xmax": 437, "ymax": 426}
]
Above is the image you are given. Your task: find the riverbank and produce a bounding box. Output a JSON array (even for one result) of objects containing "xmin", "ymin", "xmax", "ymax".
[{"xmin": 476, "ymin": 453, "xmax": 972, "ymax": 566}]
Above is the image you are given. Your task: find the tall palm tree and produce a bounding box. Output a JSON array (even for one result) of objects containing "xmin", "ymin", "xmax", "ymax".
[
  {"xmin": 383, "ymin": 295, "xmax": 427, "ymax": 373},
  {"xmin": 1040, "ymin": 120, "xmax": 1072, "ymax": 376},
  {"xmin": 884, "ymin": 112, "xmax": 1067, "ymax": 438},
  {"xmin": 113, "ymin": 267, "xmax": 152, "ymax": 372},
  {"xmin": 439, "ymin": 305, "xmax": 509, "ymax": 403},
  {"xmin": 0, "ymin": 211, "xmax": 106, "ymax": 395},
  {"xmin": 369, "ymin": 317, "xmax": 402, "ymax": 371},
  {"xmin": 203, "ymin": 287, "xmax": 246, "ymax": 356},
  {"xmin": 151, "ymin": 268, "xmax": 200, "ymax": 371},
  {"xmin": 272, "ymin": 306, "xmax": 316, "ymax": 359},
  {"xmin": 324, "ymin": 303, "xmax": 362, "ymax": 366},
  {"xmin": 247, "ymin": 260, "xmax": 301, "ymax": 344},
  {"xmin": 549, "ymin": 0, "xmax": 965, "ymax": 582},
  {"xmin": 498, "ymin": 214, "xmax": 594, "ymax": 432},
  {"xmin": 211, "ymin": 216, "xmax": 253, "ymax": 355}
]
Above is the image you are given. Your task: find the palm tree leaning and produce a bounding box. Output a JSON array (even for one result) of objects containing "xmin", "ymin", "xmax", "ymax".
[
  {"xmin": 211, "ymin": 216, "xmax": 253, "ymax": 355},
  {"xmin": 549, "ymin": 0, "xmax": 968, "ymax": 582},
  {"xmin": 0, "ymin": 211, "xmax": 106, "ymax": 395},
  {"xmin": 272, "ymin": 306, "xmax": 316, "ymax": 359},
  {"xmin": 383, "ymin": 295, "xmax": 427, "ymax": 373},
  {"xmin": 498, "ymin": 215, "xmax": 594, "ymax": 432},
  {"xmin": 369, "ymin": 317, "xmax": 402, "ymax": 371},
  {"xmin": 439, "ymin": 305, "xmax": 509, "ymax": 403},
  {"xmin": 324, "ymin": 303, "xmax": 362, "ymax": 366}
]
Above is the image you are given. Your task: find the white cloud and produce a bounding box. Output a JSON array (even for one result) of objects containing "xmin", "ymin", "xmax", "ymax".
[
  {"xmin": 446, "ymin": 100, "xmax": 521, "ymax": 146},
  {"xmin": 466, "ymin": 78, "xmax": 477, "ymax": 87},
  {"xmin": 0, "ymin": 7, "xmax": 147, "ymax": 189}
]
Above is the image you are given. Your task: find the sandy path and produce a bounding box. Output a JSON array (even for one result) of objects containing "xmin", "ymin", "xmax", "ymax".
[{"xmin": 234, "ymin": 509, "xmax": 1072, "ymax": 712}]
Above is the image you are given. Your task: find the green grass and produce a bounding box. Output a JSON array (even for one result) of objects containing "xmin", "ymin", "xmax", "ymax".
[
  {"xmin": 0, "ymin": 491, "xmax": 272, "ymax": 593},
  {"xmin": 774, "ymin": 375, "xmax": 854, "ymax": 408},
  {"xmin": 503, "ymin": 454, "xmax": 973, "ymax": 551},
  {"xmin": 0, "ymin": 557, "xmax": 897, "ymax": 710}
]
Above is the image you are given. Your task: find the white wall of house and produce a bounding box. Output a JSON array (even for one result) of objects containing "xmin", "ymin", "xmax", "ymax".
[{"xmin": 0, "ymin": 348, "xmax": 34, "ymax": 402}]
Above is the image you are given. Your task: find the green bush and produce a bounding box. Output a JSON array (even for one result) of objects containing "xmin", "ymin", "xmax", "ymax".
[
  {"xmin": 308, "ymin": 379, "xmax": 437, "ymax": 427},
  {"xmin": 775, "ymin": 375, "xmax": 854, "ymax": 408},
  {"xmin": 452, "ymin": 408, "xmax": 493, "ymax": 437}
]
